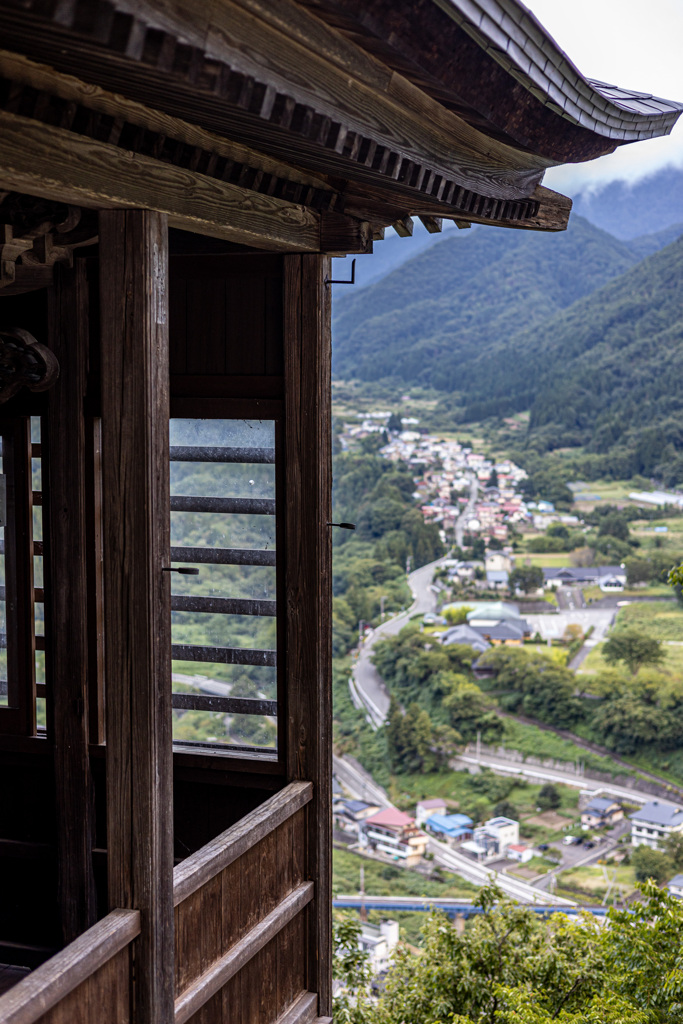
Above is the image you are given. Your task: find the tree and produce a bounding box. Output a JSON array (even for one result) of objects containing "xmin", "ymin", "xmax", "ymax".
[
  {"xmin": 537, "ymin": 783, "xmax": 561, "ymax": 811},
  {"xmin": 336, "ymin": 880, "xmax": 683, "ymax": 1023},
  {"xmin": 494, "ymin": 799, "xmax": 518, "ymax": 819},
  {"xmin": 631, "ymin": 845, "xmax": 673, "ymax": 885},
  {"xmin": 508, "ymin": 565, "xmax": 544, "ymax": 594},
  {"xmin": 444, "ymin": 604, "xmax": 473, "ymax": 625},
  {"xmin": 387, "ymin": 411, "xmax": 402, "ymax": 433},
  {"xmin": 598, "ymin": 512, "xmax": 630, "ymax": 542},
  {"xmin": 603, "ymin": 628, "xmax": 664, "ymax": 675},
  {"xmin": 664, "ymin": 831, "xmax": 683, "ymax": 870}
]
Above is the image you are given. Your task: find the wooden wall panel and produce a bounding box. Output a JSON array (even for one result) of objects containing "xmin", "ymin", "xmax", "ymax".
[
  {"xmin": 32, "ymin": 946, "xmax": 132, "ymax": 1024},
  {"xmin": 169, "ymin": 255, "xmax": 284, "ymax": 380},
  {"xmin": 174, "ymin": 807, "xmax": 308, "ymax": 1023}
]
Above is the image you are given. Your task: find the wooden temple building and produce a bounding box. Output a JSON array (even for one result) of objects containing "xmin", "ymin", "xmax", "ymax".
[{"xmin": 0, "ymin": 0, "xmax": 679, "ymax": 1021}]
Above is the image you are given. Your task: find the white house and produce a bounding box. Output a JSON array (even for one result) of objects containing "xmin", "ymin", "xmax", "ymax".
[
  {"xmin": 667, "ymin": 874, "xmax": 683, "ymax": 898},
  {"xmin": 359, "ymin": 919, "xmax": 400, "ymax": 975},
  {"xmin": 462, "ymin": 816, "xmax": 519, "ymax": 860},
  {"xmin": 507, "ymin": 844, "xmax": 533, "ymax": 864},
  {"xmin": 630, "ymin": 800, "xmax": 683, "ymax": 849}
]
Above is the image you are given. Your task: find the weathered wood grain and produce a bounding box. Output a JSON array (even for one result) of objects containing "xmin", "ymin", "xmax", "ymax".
[
  {"xmin": 0, "ymin": 49, "xmax": 335, "ymax": 198},
  {"xmin": 0, "ymin": 909, "xmax": 139, "ymax": 1024},
  {"xmin": 45, "ymin": 259, "xmax": 97, "ymax": 943},
  {"xmin": 283, "ymin": 255, "xmax": 332, "ymax": 1014},
  {"xmin": 0, "ymin": 111, "xmax": 321, "ymax": 252},
  {"xmin": 100, "ymin": 210, "xmax": 174, "ymax": 1024},
  {"xmin": 174, "ymin": 883, "xmax": 314, "ymax": 1024},
  {"xmin": 273, "ymin": 991, "xmax": 318, "ymax": 1024},
  {"xmin": 173, "ymin": 780, "xmax": 312, "ymax": 906}
]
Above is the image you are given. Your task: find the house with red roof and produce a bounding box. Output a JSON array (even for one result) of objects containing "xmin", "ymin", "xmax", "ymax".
[{"xmin": 359, "ymin": 808, "xmax": 428, "ymax": 866}]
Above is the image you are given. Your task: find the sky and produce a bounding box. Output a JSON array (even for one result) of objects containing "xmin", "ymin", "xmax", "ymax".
[{"xmin": 523, "ymin": 0, "xmax": 683, "ymax": 194}]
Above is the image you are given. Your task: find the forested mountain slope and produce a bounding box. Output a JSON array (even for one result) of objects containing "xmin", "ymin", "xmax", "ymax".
[
  {"xmin": 332, "ymin": 216, "xmax": 641, "ymax": 389},
  {"xmin": 571, "ymin": 166, "xmax": 683, "ymax": 239}
]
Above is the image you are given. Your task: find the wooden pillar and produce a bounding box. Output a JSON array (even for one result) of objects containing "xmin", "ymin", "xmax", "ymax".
[
  {"xmin": 99, "ymin": 210, "xmax": 173, "ymax": 1024},
  {"xmin": 283, "ymin": 254, "xmax": 332, "ymax": 1015},
  {"xmin": 45, "ymin": 259, "xmax": 97, "ymax": 943}
]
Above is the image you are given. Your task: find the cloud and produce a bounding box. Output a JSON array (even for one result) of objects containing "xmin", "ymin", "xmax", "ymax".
[{"xmin": 525, "ymin": 0, "xmax": 683, "ymax": 192}]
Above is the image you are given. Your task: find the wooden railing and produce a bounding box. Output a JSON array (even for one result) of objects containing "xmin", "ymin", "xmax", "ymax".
[
  {"xmin": 173, "ymin": 779, "xmax": 315, "ymax": 1024},
  {"xmin": 0, "ymin": 908, "xmax": 139, "ymax": 1024}
]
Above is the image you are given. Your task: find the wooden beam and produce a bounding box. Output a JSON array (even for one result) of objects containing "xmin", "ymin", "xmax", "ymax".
[
  {"xmin": 284, "ymin": 254, "xmax": 332, "ymax": 1015},
  {"xmin": 419, "ymin": 216, "xmax": 443, "ymax": 234},
  {"xmin": 45, "ymin": 259, "xmax": 97, "ymax": 944},
  {"xmin": 319, "ymin": 211, "xmax": 372, "ymax": 255},
  {"xmin": 0, "ymin": 110, "xmax": 321, "ymax": 252},
  {"xmin": 100, "ymin": 210, "xmax": 174, "ymax": 1024},
  {"xmin": 0, "ymin": 49, "xmax": 335, "ymax": 202},
  {"xmin": 392, "ymin": 216, "xmax": 414, "ymax": 237},
  {"xmin": 0, "ymin": 0, "xmax": 551, "ymax": 202}
]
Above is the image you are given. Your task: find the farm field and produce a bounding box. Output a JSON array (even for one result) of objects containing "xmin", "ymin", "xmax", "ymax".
[{"xmin": 554, "ymin": 863, "xmax": 637, "ymax": 904}]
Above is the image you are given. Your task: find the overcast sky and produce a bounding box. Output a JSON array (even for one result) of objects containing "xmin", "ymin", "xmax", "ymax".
[{"xmin": 523, "ymin": 0, "xmax": 683, "ymax": 194}]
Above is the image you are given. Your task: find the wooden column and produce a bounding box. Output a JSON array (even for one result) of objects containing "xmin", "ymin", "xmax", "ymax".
[
  {"xmin": 46, "ymin": 259, "xmax": 97, "ymax": 943},
  {"xmin": 283, "ymin": 254, "xmax": 332, "ymax": 1016},
  {"xmin": 99, "ymin": 210, "xmax": 173, "ymax": 1024}
]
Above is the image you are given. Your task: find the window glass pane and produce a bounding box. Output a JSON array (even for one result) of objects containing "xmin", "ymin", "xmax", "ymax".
[{"xmin": 170, "ymin": 418, "xmax": 278, "ymax": 753}]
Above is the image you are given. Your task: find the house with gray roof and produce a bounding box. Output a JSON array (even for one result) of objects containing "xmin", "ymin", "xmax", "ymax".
[
  {"xmin": 441, "ymin": 624, "xmax": 491, "ymax": 654},
  {"xmin": 630, "ymin": 800, "xmax": 683, "ymax": 849}
]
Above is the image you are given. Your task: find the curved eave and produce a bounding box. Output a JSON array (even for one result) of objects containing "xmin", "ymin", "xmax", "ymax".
[{"xmin": 444, "ymin": 0, "xmax": 683, "ymax": 142}]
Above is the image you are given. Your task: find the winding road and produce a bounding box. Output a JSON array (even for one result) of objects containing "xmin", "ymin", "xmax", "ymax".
[{"xmin": 350, "ymin": 556, "xmax": 444, "ymax": 728}]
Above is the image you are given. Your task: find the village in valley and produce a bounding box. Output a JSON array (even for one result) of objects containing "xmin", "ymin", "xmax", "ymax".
[{"xmin": 331, "ymin": 404, "xmax": 683, "ymax": 963}]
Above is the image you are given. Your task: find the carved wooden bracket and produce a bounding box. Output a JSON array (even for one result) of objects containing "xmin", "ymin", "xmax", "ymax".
[
  {"xmin": 0, "ymin": 328, "xmax": 59, "ymax": 403},
  {"xmin": 0, "ymin": 194, "xmax": 97, "ymax": 292}
]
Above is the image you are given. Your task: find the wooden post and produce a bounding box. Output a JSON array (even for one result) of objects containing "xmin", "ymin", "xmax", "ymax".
[
  {"xmin": 283, "ymin": 254, "xmax": 332, "ymax": 1015},
  {"xmin": 45, "ymin": 259, "xmax": 97, "ymax": 943},
  {"xmin": 99, "ymin": 210, "xmax": 173, "ymax": 1024}
]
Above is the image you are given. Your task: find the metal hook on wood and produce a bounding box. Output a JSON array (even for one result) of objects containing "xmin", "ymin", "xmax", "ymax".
[{"xmin": 324, "ymin": 259, "xmax": 356, "ymax": 288}]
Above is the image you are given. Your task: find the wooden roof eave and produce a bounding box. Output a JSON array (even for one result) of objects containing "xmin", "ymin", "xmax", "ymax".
[
  {"xmin": 299, "ymin": 0, "xmax": 683, "ymax": 162},
  {"xmin": 0, "ymin": 0, "xmax": 554, "ymax": 211}
]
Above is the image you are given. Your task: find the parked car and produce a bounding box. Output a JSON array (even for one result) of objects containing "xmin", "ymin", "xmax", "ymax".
[
  {"xmin": 537, "ymin": 843, "xmax": 549, "ymax": 852},
  {"xmin": 563, "ymin": 835, "xmax": 580, "ymax": 846}
]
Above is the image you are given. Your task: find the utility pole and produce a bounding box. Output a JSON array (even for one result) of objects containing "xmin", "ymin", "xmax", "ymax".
[
  {"xmin": 406, "ymin": 554, "xmax": 412, "ymax": 575},
  {"xmin": 358, "ymin": 619, "xmax": 364, "ymax": 646},
  {"xmin": 380, "ymin": 595, "xmax": 386, "ymax": 621}
]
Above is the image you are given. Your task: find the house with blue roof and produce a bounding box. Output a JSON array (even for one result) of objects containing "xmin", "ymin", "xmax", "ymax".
[{"xmin": 425, "ymin": 812, "xmax": 473, "ymax": 846}]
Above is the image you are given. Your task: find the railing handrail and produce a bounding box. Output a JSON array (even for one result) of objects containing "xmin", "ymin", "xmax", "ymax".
[
  {"xmin": 0, "ymin": 908, "xmax": 140, "ymax": 1024},
  {"xmin": 173, "ymin": 780, "xmax": 313, "ymax": 907}
]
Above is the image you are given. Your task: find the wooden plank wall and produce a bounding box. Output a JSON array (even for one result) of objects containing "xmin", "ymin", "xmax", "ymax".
[
  {"xmin": 169, "ymin": 254, "xmax": 283, "ymax": 381},
  {"xmin": 174, "ymin": 807, "xmax": 308, "ymax": 1024},
  {"xmin": 29, "ymin": 945, "xmax": 133, "ymax": 1024}
]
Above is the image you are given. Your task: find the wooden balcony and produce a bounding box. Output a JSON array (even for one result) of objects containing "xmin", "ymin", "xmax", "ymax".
[{"xmin": 0, "ymin": 783, "xmax": 330, "ymax": 1024}]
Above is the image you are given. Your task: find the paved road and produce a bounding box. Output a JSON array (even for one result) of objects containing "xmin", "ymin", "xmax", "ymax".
[
  {"xmin": 333, "ymin": 753, "xmax": 575, "ymax": 905},
  {"xmin": 455, "ymin": 473, "xmax": 479, "ymax": 549},
  {"xmin": 454, "ymin": 750, "xmax": 653, "ymax": 805},
  {"xmin": 556, "ymin": 586, "xmax": 585, "ymax": 612},
  {"xmin": 351, "ymin": 556, "xmax": 444, "ymax": 728}
]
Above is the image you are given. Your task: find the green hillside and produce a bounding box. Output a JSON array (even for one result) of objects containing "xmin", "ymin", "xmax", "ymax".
[{"xmin": 332, "ymin": 216, "xmax": 639, "ymax": 392}]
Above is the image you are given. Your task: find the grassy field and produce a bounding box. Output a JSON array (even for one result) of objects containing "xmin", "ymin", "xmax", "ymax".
[
  {"xmin": 333, "ymin": 844, "xmax": 476, "ymax": 900},
  {"xmin": 580, "ymin": 641, "xmax": 683, "ymax": 676},
  {"xmin": 518, "ymin": 553, "xmax": 573, "ymax": 568},
  {"xmin": 554, "ymin": 863, "xmax": 637, "ymax": 904},
  {"xmin": 613, "ymin": 599, "xmax": 683, "ymax": 640},
  {"xmin": 582, "ymin": 584, "xmax": 672, "ymax": 602}
]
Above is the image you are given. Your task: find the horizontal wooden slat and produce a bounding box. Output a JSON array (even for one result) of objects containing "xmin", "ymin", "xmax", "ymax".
[
  {"xmin": 171, "ymin": 595, "xmax": 276, "ymax": 616},
  {"xmin": 0, "ymin": 634, "xmax": 44, "ymax": 650},
  {"xmin": 171, "ymin": 546, "xmax": 276, "ymax": 566},
  {"xmin": 171, "ymin": 495, "xmax": 275, "ymax": 515},
  {"xmin": 172, "ymin": 643, "xmax": 276, "ymax": 667},
  {"xmin": 172, "ymin": 693, "xmax": 277, "ymax": 715},
  {"xmin": 0, "ymin": 587, "xmax": 43, "ymax": 602},
  {"xmin": 275, "ymin": 992, "xmax": 318, "ymax": 1024},
  {"xmin": 31, "ymin": 491, "xmax": 42, "ymax": 506},
  {"xmin": 170, "ymin": 445, "xmax": 275, "ymax": 464},
  {"xmin": 0, "ymin": 908, "xmax": 140, "ymax": 1024},
  {"xmin": 174, "ymin": 882, "xmax": 314, "ymax": 1024},
  {"xmin": 173, "ymin": 780, "xmax": 312, "ymax": 905}
]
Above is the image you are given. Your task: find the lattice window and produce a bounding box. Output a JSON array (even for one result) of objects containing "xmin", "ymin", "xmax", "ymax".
[{"xmin": 170, "ymin": 418, "xmax": 280, "ymax": 756}]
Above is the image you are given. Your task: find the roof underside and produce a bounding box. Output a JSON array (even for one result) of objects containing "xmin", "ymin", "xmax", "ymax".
[{"xmin": 0, "ymin": 0, "xmax": 680, "ymax": 250}]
